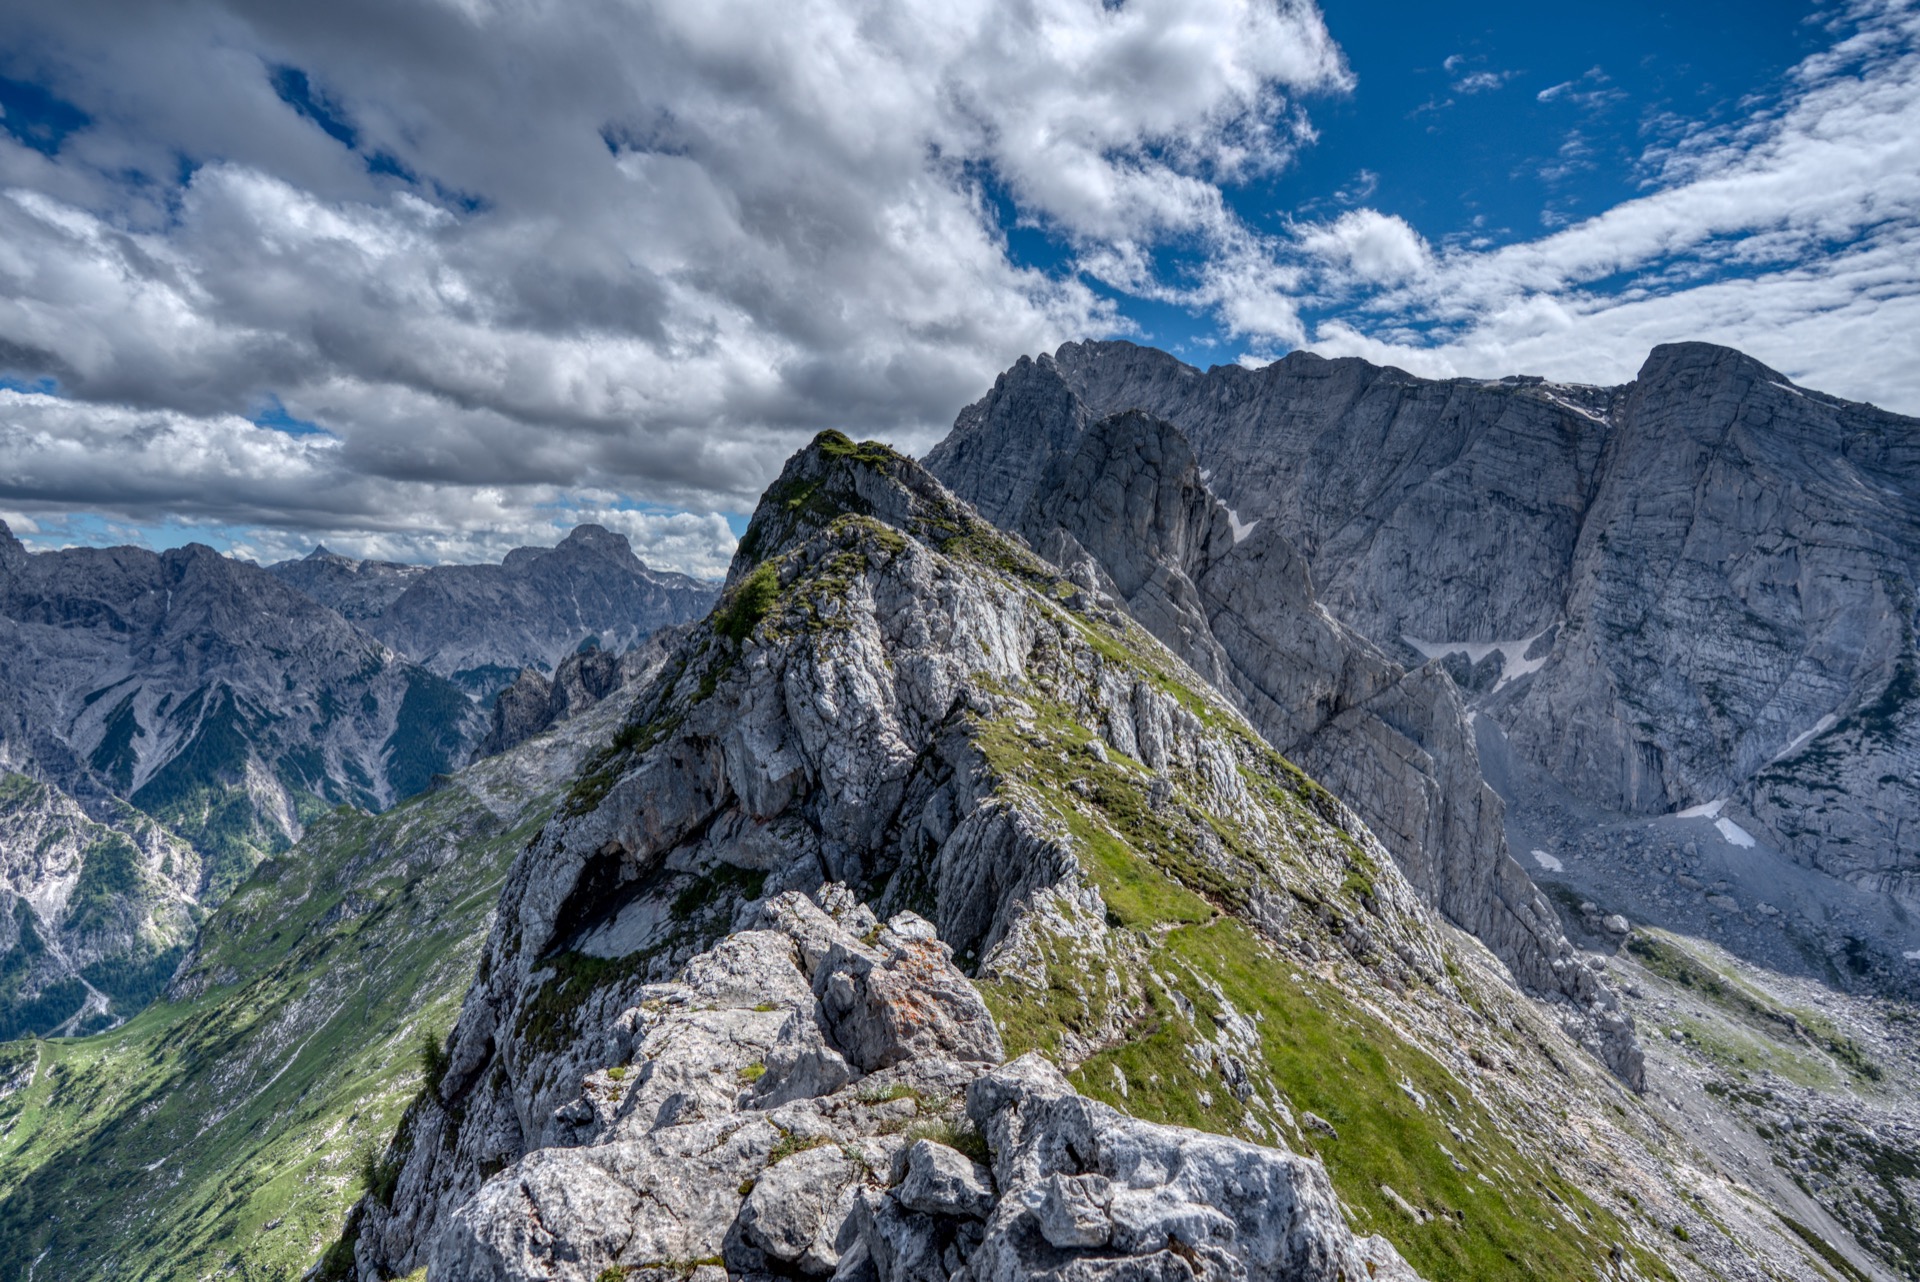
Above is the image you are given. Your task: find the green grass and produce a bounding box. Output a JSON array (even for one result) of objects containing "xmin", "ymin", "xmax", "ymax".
[
  {"xmin": 959, "ymin": 623, "xmax": 1652, "ymax": 1280},
  {"xmin": 714, "ymin": 561, "xmax": 781, "ymax": 642},
  {"xmin": 1627, "ymin": 932, "xmax": 1880, "ymax": 1083},
  {"xmin": 0, "ymin": 750, "xmax": 562, "ymax": 1281}
]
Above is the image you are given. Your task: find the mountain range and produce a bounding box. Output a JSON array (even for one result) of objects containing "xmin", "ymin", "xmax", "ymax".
[
  {"xmin": 0, "ymin": 342, "xmax": 1914, "ymax": 1282},
  {"xmin": 268, "ymin": 524, "xmax": 714, "ymax": 696},
  {"xmin": 0, "ymin": 522, "xmax": 714, "ymax": 1039}
]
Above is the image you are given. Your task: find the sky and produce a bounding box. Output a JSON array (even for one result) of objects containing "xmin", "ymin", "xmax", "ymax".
[{"xmin": 0, "ymin": 0, "xmax": 1915, "ymax": 577}]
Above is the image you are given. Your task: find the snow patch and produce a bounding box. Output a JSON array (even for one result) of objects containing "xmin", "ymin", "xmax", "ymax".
[
  {"xmin": 1674, "ymin": 798, "xmax": 1726, "ymax": 819},
  {"xmin": 1905, "ymin": 950, "xmax": 1920, "ymax": 962},
  {"xmin": 1715, "ymin": 817, "xmax": 1757, "ymax": 849},
  {"xmin": 1772, "ymin": 714, "xmax": 1838, "ymax": 763},
  {"xmin": 1535, "ymin": 387, "xmax": 1611, "ymax": 425},
  {"xmin": 1768, "ymin": 380, "xmax": 1806, "ymax": 399},
  {"xmin": 1531, "ymin": 849, "xmax": 1564, "ymax": 872},
  {"xmin": 1226, "ymin": 509, "xmax": 1259, "ymax": 544},
  {"xmin": 1404, "ymin": 630, "xmax": 1553, "ymax": 694}
]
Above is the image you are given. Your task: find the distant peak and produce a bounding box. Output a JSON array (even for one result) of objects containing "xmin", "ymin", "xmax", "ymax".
[
  {"xmin": 557, "ymin": 523, "xmax": 632, "ymax": 556},
  {"xmin": 305, "ymin": 544, "xmax": 345, "ymax": 562},
  {"xmin": 1637, "ymin": 341, "xmax": 1785, "ymax": 385}
]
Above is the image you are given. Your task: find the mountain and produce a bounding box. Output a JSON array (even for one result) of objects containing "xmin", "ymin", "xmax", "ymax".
[
  {"xmin": 270, "ymin": 524, "xmax": 717, "ymax": 696},
  {"xmin": 473, "ymin": 623, "xmax": 694, "ymax": 760},
  {"xmin": 264, "ymin": 545, "xmax": 428, "ymax": 621},
  {"xmin": 0, "ymin": 527, "xmax": 479, "ymax": 885},
  {"xmin": 935, "ymin": 340, "xmax": 1920, "ymax": 994},
  {"xmin": 0, "ymin": 771, "xmax": 200, "ymax": 1039},
  {"xmin": 0, "ymin": 525, "xmax": 481, "ymax": 1037},
  {"xmin": 926, "ymin": 370, "xmax": 1639, "ymax": 1082},
  {"xmin": 0, "ymin": 683, "xmax": 628, "ymax": 1280},
  {"xmin": 340, "ymin": 433, "xmax": 1845, "ymax": 1282}
]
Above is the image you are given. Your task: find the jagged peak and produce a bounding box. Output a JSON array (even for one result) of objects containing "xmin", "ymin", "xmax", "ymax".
[
  {"xmin": 724, "ymin": 430, "xmax": 995, "ymax": 588},
  {"xmin": 1636, "ymin": 340, "xmax": 1790, "ymax": 386},
  {"xmin": 0, "ymin": 518, "xmax": 26, "ymax": 570},
  {"xmin": 554, "ymin": 522, "xmax": 633, "ymax": 557}
]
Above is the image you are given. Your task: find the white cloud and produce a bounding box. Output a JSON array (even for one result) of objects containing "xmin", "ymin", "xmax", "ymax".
[
  {"xmin": 1290, "ymin": 0, "xmax": 1920, "ymax": 413},
  {"xmin": 1298, "ymin": 209, "xmax": 1433, "ymax": 284},
  {"xmin": 0, "ymin": 388, "xmax": 741, "ymax": 574},
  {"xmin": 0, "ymin": 0, "xmax": 1350, "ymax": 547}
]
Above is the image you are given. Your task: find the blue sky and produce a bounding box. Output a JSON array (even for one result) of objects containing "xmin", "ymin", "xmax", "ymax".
[
  {"xmin": 0, "ymin": 0, "xmax": 1914, "ymax": 575},
  {"xmin": 1125, "ymin": 0, "xmax": 1830, "ymax": 361}
]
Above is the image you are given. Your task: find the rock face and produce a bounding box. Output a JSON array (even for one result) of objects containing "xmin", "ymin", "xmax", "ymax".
[
  {"xmin": 475, "ymin": 627, "xmax": 693, "ymax": 761},
  {"xmin": 0, "ymin": 529, "xmax": 480, "ymax": 897},
  {"xmin": 347, "ymin": 434, "xmax": 1786, "ymax": 1282},
  {"xmin": 264, "ymin": 546, "xmax": 426, "ymax": 622},
  {"xmin": 945, "ymin": 339, "xmax": 1920, "ymax": 934},
  {"xmin": 0, "ymin": 770, "xmax": 200, "ymax": 1038},
  {"xmin": 274, "ymin": 525, "xmax": 715, "ymax": 694},
  {"xmin": 927, "ymin": 368, "xmax": 1640, "ymax": 1084}
]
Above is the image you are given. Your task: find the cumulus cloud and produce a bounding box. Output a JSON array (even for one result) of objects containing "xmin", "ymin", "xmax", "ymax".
[
  {"xmin": 1298, "ymin": 209, "xmax": 1433, "ymax": 284},
  {"xmin": 1285, "ymin": 0, "xmax": 1920, "ymax": 413},
  {"xmin": 0, "ymin": 0, "xmax": 1349, "ymax": 565}
]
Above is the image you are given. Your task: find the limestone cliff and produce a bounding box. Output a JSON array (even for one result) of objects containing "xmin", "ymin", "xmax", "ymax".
[
  {"xmin": 927, "ymin": 366, "xmax": 1638, "ymax": 1083},
  {"xmin": 949, "ymin": 339, "xmax": 1920, "ymax": 974}
]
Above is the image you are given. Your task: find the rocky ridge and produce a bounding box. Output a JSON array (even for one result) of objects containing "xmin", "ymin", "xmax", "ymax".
[
  {"xmin": 925, "ymin": 364, "xmax": 1639, "ymax": 1084},
  {"xmin": 346, "ymin": 434, "xmax": 1832, "ymax": 1282},
  {"xmin": 273, "ymin": 525, "xmax": 716, "ymax": 695}
]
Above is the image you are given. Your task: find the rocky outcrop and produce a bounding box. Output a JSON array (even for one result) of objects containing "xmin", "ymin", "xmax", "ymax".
[
  {"xmin": 274, "ymin": 525, "xmax": 716, "ymax": 693},
  {"xmin": 928, "ymin": 370, "xmax": 1641, "ymax": 1085},
  {"xmin": 475, "ymin": 627, "xmax": 693, "ymax": 761}
]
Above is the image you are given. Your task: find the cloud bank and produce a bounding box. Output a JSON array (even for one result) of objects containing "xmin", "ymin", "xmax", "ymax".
[{"xmin": 0, "ymin": 0, "xmax": 1344, "ymax": 571}]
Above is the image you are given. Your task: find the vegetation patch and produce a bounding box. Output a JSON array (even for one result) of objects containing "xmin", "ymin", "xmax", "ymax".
[{"xmin": 715, "ymin": 561, "xmax": 780, "ymax": 642}]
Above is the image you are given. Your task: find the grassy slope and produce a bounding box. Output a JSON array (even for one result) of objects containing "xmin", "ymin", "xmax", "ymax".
[{"xmin": 0, "ymin": 741, "xmax": 573, "ymax": 1281}]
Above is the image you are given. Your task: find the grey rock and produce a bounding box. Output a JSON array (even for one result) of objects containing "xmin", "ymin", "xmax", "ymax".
[
  {"xmin": 965, "ymin": 1054, "xmax": 1418, "ymax": 1282},
  {"xmin": 0, "ymin": 526, "xmax": 481, "ymax": 911},
  {"xmin": 474, "ymin": 624, "xmax": 689, "ymax": 760},
  {"xmin": 895, "ymin": 1139, "xmax": 994, "ymax": 1220},
  {"xmin": 815, "ymin": 915, "xmax": 1006, "ymax": 1071},
  {"xmin": 280, "ymin": 523, "xmax": 714, "ymax": 689},
  {"xmin": 0, "ymin": 770, "xmax": 200, "ymax": 1036},
  {"xmin": 1032, "ymin": 1172, "xmax": 1113, "ymax": 1247},
  {"xmin": 850, "ymin": 1192, "xmax": 946, "ymax": 1282},
  {"xmin": 739, "ymin": 1142, "xmax": 861, "ymax": 1274},
  {"xmin": 928, "ymin": 369, "xmax": 1643, "ymax": 1085},
  {"xmin": 263, "ymin": 544, "xmax": 425, "ymax": 621},
  {"xmin": 958, "ymin": 338, "xmax": 1920, "ymax": 922}
]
